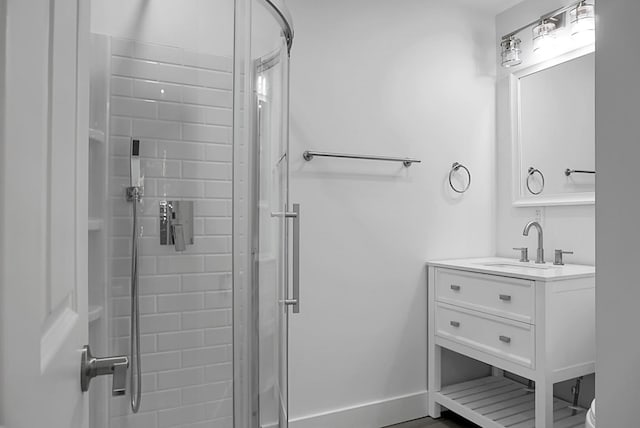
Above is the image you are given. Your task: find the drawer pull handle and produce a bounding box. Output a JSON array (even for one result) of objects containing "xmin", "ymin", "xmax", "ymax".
[
  {"xmin": 450, "ymin": 285, "xmax": 461, "ymax": 291},
  {"xmin": 450, "ymin": 321, "xmax": 460, "ymax": 328},
  {"xmin": 499, "ymin": 335, "xmax": 511, "ymax": 344},
  {"xmin": 499, "ymin": 294, "xmax": 512, "ymax": 302}
]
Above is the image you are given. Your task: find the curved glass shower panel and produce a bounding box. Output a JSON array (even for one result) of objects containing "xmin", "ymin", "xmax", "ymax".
[
  {"xmin": 252, "ymin": 2, "xmax": 293, "ymax": 427},
  {"xmin": 88, "ymin": 1, "xmax": 236, "ymax": 427}
]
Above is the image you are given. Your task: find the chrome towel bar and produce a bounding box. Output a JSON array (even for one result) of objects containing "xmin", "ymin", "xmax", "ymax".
[
  {"xmin": 302, "ymin": 150, "xmax": 421, "ymax": 167},
  {"xmin": 565, "ymin": 168, "xmax": 596, "ymax": 176}
]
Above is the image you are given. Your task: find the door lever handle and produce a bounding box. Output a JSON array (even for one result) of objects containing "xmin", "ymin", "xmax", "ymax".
[{"xmin": 80, "ymin": 345, "xmax": 129, "ymax": 396}]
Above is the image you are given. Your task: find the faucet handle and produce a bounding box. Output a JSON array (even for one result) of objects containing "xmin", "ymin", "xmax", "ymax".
[
  {"xmin": 554, "ymin": 249, "xmax": 574, "ymax": 266},
  {"xmin": 513, "ymin": 247, "xmax": 529, "ymax": 263}
]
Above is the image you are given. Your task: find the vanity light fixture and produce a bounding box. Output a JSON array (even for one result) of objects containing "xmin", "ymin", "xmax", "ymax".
[
  {"xmin": 570, "ymin": 1, "xmax": 595, "ymax": 44},
  {"xmin": 501, "ymin": 36, "xmax": 523, "ymax": 68},
  {"xmin": 532, "ymin": 19, "xmax": 557, "ymax": 52},
  {"xmin": 499, "ymin": 0, "xmax": 595, "ymax": 68}
]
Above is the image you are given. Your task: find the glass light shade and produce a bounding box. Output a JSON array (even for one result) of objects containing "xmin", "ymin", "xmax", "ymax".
[
  {"xmin": 501, "ymin": 37, "xmax": 522, "ymax": 68},
  {"xmin": 570, "ymin": 2, "xmax": 595, "ymax": 44},
  {"xmin": 532, "ymin": 21, "xmax": 557, "ymax": 52}
]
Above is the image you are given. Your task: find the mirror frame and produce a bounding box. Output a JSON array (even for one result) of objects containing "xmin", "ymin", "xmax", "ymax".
[{"xmin": 510, "ymin": 45, "xmax": 595, "ymax": 207}]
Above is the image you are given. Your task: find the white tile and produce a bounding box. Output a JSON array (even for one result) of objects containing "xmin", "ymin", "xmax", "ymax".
[
  {"xmin": 157, "ymin": 367, "xmax": 204, "ymax": 390},
  {"xmin": 182, "ymin": 345, "xmax": 230, "ymax": 368},
  {"xmin": 182, "ymin": 309, "xmax": 231, "ymax": 330},
  {"xmin": 204, "ymin": 291, "xmax": 232, "ymax": 309},
  {"xmin": 111, "ymin": 76, "xmax": 133, "ymax": 96},
  {"xmin": 110, "ymin": 116, "xmax": 131, "ymax": 136},
  {"xmin": 157, "ymin": 330, "xmax": 204, "ymax": 351},
  {"xmin": 204, "ymin": 327, "xmax": 233, "ymax": 346},
  {"xmin": 157, "ymin": 293, "xmax": 204, "ymax": 313},
  {"xmin": 141, "ymin": 351, "xmax": 181, "ymax": 372},
  {"xmin": 182, "ymin": 124, "xmax": 231, "ymax": 144},
  {"xmin": 157, "ymin": 102, "xmax": 206, "ymax": 124},
  {"xmin": 183, "ymin": 86, "xmax": 232, "ymax": 108},
  {"xmin": 112, "ymin": 217, "xmax": 157, "ymax": 237},
  {"xmin": 143, "ymin": 372, "xmax": 158, "ymax": 392},
  {"xmin": 112, "ymin": 256, "xmax": 156, "ymax": 276},
  {"xmin": 111, "ymin": 412, "xmax": 157, "ymax": 428},
  {"xmin": 203, "ymin": 107, "xmax": 233, "ymax": 126},
  {"xmin": 194, "ymin": 69, "xmax": 233, "ymax": 91},
  {"xmin": 132, "ymin": 119, "xmax": 181, "ymax": 140},
  {"xmin": 157, "ymin": 140, "xmax": 204, "ymax": 161},
  {"xmin": 182, "ymin": 161, "xmax": 231, "ymax": 180},
  {"xmin": 182, "ymin": 51, "xmax": 233, "ymax": 72},
  {"xmin": 111, "ymin": 237, "xmax": 131, "ymax": 257},
  {"xmin": 181, "ymin": 381, "xmax": 232, "ymax": 405},
  {"xmin": 134, "ymin": 41, "xmax": 182, "ymax": 65},
  {"xmin": 111, "ymin": 38, "xmax": 134, "ymax": 57},
  {"xmin": 183, "ymin": 417, "xmax": 233, "ymax": 428},
  {"xmin": 111, "ymin": 388, "xmax": 181, "ymax": 417},
  {"xmin": 111, "ymin": 96, "xmax": 157, "ymax": 119},
  {"xmin": 110, "ymin": 317, "xmax": 130, "ymax": 337},
  {"xmin": 112, "ymin": 56, "xmax": 157, "ymax": 80},
  {"xmin": 182, "ymin": 273, "xmax": 231, "ymax": 292},
  {"xmin": 194, "ymin": 218, "xmax": 205, "ymax": 235},
  {"xmin": 205, "ymin": 363, "xmax": 233, "ymax": 383},
  {"xmin": 140, "ymin": 313, "xmax": 180, "ymax": 334},
  {"xmin": 194, "ymin": 200, "xmax": 230, "ymax": 217},
  {"xmin": 204, "ymin": 218, "xmax": 232, "ymax": 235},
  {"xmin": 190, "ymin": 236, "xmax": 229, "ymax": 254},
  {"xmin": 112, "ymin": 334, "xmax": 157, "ymax": 354},
  {"xmin": 155, "ymin": 62, "xmax": 198, "ymax": 86},
  {"xmin": 134, "ymin": 79, "xmax": 182, "ymax": 102},
  {"xmin": 204, "ymin": 181, "xmax": 232, "ymax": 198},
  {"xmin": 156, "ymin": 179, "xmax": 204, "ymax": 198},
  {"xmin": 139, "ymin": 275, "xmax": 181, "ymax": 295},
  {"xmin": 205, "ymin": 255, "xmax": 232, "ymax": 272},
  {"xmin": 112, "ymin": 295, "xmax": 156, "ymax": 316},
  {"xmin": 142, "ymin": 158, "xmax": 181, "ymax": 178},
  {"xmin": 110, "ymin": 136, "xmax": 156, "ymax": 157},
  {"xmin": 204, "ymin": 143, "xmax": 233, "ymax": 162},
  {"xmin": 157, "ymin": 401, "xmax": 231, "ymax": 428}
]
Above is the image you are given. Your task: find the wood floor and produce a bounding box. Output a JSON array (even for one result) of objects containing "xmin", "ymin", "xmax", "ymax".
[{"xmin": 385, "ymin": 412, "xmax": 479, "ymax": 428}]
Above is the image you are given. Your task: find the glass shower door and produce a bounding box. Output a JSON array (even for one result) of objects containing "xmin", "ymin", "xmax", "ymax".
[{"xmin": 255, "ymin": 37, "xmax": 291, "ymax": 428}]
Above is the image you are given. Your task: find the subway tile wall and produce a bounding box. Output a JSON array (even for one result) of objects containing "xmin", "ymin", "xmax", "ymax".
[{"xmin": 108, "ymin": 38, "xmax": 233, "ymax": 428}]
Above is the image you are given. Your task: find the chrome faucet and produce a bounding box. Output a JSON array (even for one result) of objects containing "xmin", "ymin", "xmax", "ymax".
[{"xmin": 523, "ymin": 221, "xmax": 545, "ymax": 264}]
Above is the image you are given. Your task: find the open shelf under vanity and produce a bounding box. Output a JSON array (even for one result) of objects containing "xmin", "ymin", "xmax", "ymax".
[{"xmin": 434, "ymin": 376, "xmax": 586, "ymax": 428}]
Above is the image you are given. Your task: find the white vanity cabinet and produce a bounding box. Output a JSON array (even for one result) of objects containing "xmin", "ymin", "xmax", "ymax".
[{"xmin": 427, "ymin": 258, "xmax": 595, "ymax": 428}]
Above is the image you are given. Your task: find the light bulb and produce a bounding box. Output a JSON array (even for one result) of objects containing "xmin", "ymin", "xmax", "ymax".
[
  {"xmin": 570, "ymin": 2, "xmax": 595, "ymax": 45},
  {"xmin": 532, "ymin": 20, "xmax": 557, "ymax": 53}
]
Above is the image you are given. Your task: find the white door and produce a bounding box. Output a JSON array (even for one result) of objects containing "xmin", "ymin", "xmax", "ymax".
[{"xmin": 1, "ymin": 1, "xmax": 90, "ymax": 427}]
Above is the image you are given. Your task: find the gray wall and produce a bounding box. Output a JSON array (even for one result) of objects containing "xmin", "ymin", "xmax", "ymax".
[{"xmin": 595, "ymin": 0, "xmax": 640, "ymax": 424}]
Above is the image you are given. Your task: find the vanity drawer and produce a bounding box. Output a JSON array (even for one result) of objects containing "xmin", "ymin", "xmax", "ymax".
[
  {"xmin": 434, "ymin": 268, "xmax": 535, "ymax": 324},
  {"xmin": 435, "ymin": 303, "xmax": 535, "ymax": 369}
]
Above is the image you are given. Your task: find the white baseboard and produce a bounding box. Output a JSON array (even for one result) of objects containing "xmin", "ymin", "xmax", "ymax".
[{"xmin": 287, "ymin": 391, "xmax": 429, "ymax": 428}]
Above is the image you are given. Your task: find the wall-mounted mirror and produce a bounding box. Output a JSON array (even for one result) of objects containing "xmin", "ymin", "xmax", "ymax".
[{"xmin": 511, "ymin": 46, "xmax": 595, "ymax": 206}]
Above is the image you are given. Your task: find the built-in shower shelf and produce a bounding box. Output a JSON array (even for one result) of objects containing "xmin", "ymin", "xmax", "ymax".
[
  {"xmin": 433, "ymin": 376, "xmax": 586, "ymax": 428},
  {"xmin": 88, "ymin": 218, "xmax": 104, "ymax": 231},
  {"xmin": 88, "ymin": 305, "xmax": 103, "ymax": 323},
  {"xmin": 89, "ymin": 128, "xmax": 105, "ymax": 144}
]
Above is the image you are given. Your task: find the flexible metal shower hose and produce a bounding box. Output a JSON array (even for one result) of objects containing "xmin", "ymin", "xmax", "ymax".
[{"xmin": 130, "ymin": 192, "xmax": 142, "ymax": 413}]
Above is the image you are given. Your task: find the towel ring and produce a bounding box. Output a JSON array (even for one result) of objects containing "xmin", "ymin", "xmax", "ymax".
[
  {"xmin": 449, "ymin": 162, "xmax": 471, "ymax": 194},
  {"xmin": 526, "ymin": 167, "xmax": 545, "ymax": 195}
]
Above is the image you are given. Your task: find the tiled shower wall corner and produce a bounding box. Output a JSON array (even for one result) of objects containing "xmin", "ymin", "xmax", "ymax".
[{"xmin": 107, "ymin": 37, "xmax": 234, "ymax": 428}]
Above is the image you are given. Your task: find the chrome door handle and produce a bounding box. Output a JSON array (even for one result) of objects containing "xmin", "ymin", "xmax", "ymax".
[
  {"xmin": 80, "ymin": 345, "xmax": 129, "ymax": 396},
  {"xmin": 450, "ymin": 284, "xmax": 461, "ymax": 291},
  {"xmin": 450, "ymin": 321, "xmax": 460, "ymax": 328},
  {"xmin": 499, "ymin": 294, "xmax": 512, "ymax": 302},
  {"xmin": 284, "ymin": 203, "xmax": 300, "ymax": 313}
]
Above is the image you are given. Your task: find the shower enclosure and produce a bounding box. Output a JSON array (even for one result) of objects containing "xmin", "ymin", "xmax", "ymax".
[{"xmin": 84, "ymin": 0, "xmax": 296, "ymax": 427}]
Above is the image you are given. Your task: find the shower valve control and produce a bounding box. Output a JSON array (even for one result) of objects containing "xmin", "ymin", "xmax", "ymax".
[
  {"xmin": 80, "ymin": 345, "xmax": 129, "ymax": 396},
  {"xmin": 160, "ymin": 201, "xmax": 194, "ymax": 251}
]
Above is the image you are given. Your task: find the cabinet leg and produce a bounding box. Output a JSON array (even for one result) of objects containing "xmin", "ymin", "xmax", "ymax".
[
  {"xmin": 428, "ymin": 344, "xmax": 442, "ymax": 418},
  {"xmin": 535, "ymin": 379, "xmax": 554, "ymax": 428}
]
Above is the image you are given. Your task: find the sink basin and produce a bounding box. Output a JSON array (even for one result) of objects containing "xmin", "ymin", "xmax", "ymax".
[{"xmin": 479, "ymin": 261, "xmax": 556, "ymax": 270}]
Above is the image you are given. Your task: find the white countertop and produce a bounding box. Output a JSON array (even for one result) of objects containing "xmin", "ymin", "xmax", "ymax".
[{"xmin": 427, "ymin": 257, "xmax": 595, "ymax": 282}]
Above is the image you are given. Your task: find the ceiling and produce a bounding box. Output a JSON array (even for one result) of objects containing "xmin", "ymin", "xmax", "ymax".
[{"xmin": 455, "ymin": 0, "xmax": 526, "ymax": 14}]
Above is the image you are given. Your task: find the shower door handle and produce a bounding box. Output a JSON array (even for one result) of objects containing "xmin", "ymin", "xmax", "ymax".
[{"xmin": 284, "ymin": 203, "xmax": 300, "ymax": 313}]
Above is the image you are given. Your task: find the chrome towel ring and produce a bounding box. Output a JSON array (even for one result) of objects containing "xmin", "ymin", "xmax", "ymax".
[
  {"xmin": 449, "ymin": 162, "xmax": 471, "ymax": 193},
  {"xmin": 526, "ymin": 167, "xmax": 545, "ymax": 195}
]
